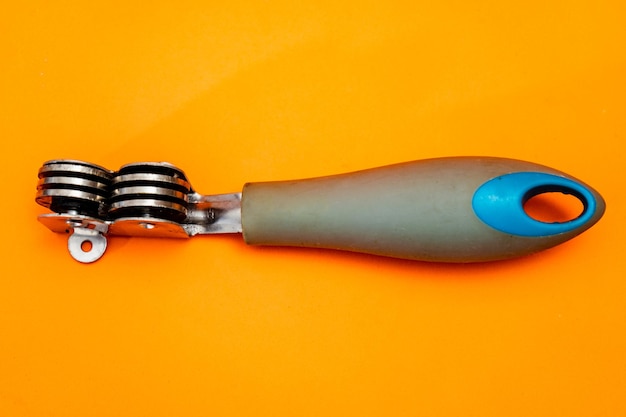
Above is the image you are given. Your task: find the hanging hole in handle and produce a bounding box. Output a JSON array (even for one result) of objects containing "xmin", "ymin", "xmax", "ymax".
[
  {"xmin": 523, "ymin": 186, "xmax": 586, "ymax": 224},
  {"xmin": 473, "ymin": 172, "xmax": 600, "ymax": 237}
]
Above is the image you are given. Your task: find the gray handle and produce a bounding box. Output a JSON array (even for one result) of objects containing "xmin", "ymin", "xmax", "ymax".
[{"xmin": 240, "ymin": 157, "xmax": 605, "ymax": 262}]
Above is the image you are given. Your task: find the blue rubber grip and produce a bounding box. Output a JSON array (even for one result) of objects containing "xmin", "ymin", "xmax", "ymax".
[{"xmin": 472, "ymin": 172, "xmax": 599, "ymax": 237}]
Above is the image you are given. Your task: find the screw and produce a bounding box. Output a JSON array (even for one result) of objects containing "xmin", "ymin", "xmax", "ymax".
[{"xmin": 139, "ymin": 222, "xmax": 155, "ymax": 230}]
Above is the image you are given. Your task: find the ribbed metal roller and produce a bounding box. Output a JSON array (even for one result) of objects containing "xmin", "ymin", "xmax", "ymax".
[
  {"xmin": 108, "ymin": 162, "xmax": 191, "ymax": 222},
  {"xmin": 36, "ymin": 160, "xmax": 112, "ymax": 218}
]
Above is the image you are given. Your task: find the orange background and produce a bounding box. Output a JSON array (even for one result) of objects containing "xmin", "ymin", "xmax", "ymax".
[{"xmin": 2, "ymin": 2, "xmax": 625, "ymax": 416}]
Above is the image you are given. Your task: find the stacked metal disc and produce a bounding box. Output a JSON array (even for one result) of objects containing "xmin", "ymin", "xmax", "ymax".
[
  {"xmin": 36, "ymin": 160, "xmax": 112, "ymax": 218},
  {"xmin": 108, "ymin": 162, "xmax": 191, "ymax": 222}
]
